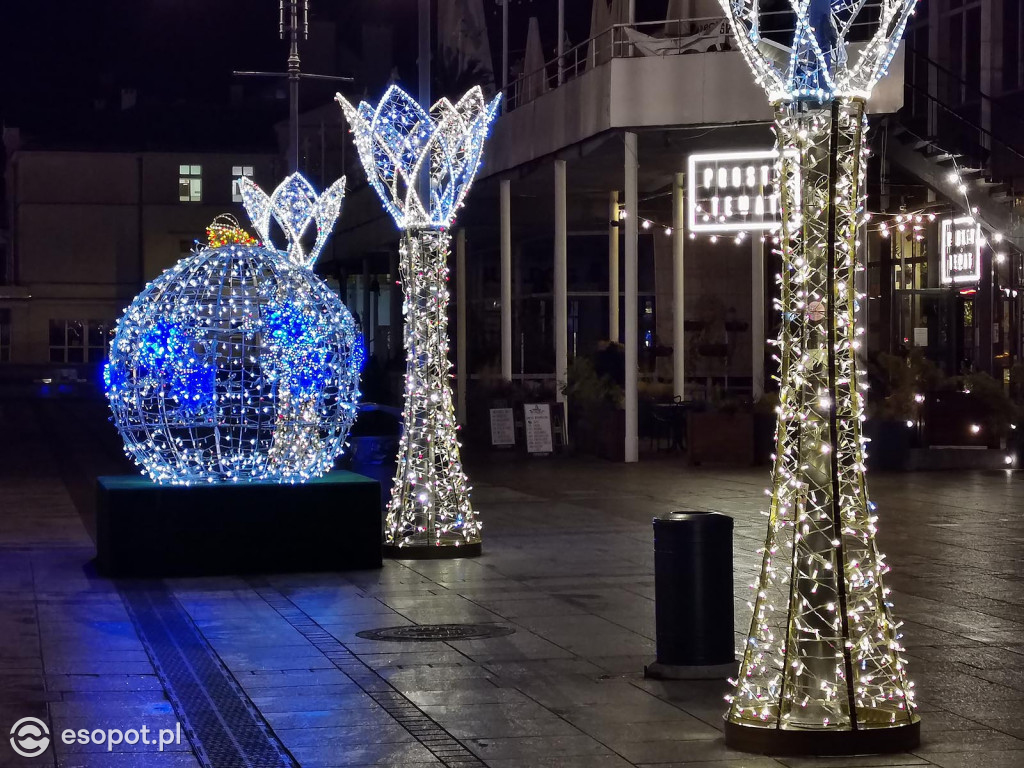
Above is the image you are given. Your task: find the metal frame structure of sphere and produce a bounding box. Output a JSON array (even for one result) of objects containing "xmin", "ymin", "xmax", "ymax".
[{"xmin": 105, "ymin": 174, "xmax": 362, "ymax": 485}]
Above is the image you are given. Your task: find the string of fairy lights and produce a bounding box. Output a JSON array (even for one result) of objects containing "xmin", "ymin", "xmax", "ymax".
[
  {"xmin": 614, "ymin": 159, "xmax": 1016, "ymax": 257},
  {"xmin": 337, "ymin": 84, "xmax": 500, "ymax": 552}
]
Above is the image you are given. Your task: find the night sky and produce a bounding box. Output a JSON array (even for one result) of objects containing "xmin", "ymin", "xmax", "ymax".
[{"xmin": 1, "ymin": 0, "xmax": 672, "ymax": 145}]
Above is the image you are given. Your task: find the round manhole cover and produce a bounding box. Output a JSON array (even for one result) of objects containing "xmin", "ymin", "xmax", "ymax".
[{"xmin": 356, "ymin": 624, "xmax": 516, "ymax": 642}]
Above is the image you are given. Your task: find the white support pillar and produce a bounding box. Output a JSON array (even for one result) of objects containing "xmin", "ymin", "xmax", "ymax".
[
  {"xmin": 500, "ymin": 179, "xmax": 513, "ymax": 381},
  {"xmin": 554, "ymin": 160, "xmax": 568, "ymax": 402},
  {"xmin": 624, "ymin": 133, "xmax": 639, "ymax": 463},
  {"xmin": 751, "ymin": 236, "xmax": 765, "ymax": 401},
  {"xmin": 672, "ymin": 173, "xmax": 685, "ymax": 401},
  {"xmin": 456, "ymin": 228, "xmax": 468, "ymax": 424},
  {"xmin": 609, "ymin": 191, "xmax": 620, "ymax": 342}
]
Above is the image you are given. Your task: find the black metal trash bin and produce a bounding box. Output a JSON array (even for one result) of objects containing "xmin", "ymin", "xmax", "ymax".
[{"xmin": 645, "ymin": 511, "xmax": 736, "ymax": 679}]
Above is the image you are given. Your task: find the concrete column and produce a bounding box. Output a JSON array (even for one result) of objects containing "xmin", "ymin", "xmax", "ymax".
[
  {"xmin": 500, "ymin": 179, "xmax": 513, "ymax": 381},
  {"xmin": 609, "ymin": 191, "xmax": 620, "ymax": 342},
  {"xmin": 624, "ymin": 133, "xmax": 639, "ymax": 463},
  {"xmin": 554, "ymin": 160, "xmax": 568, "ymax": 402},
  {"xmin": 456, "ymin": 228, "xmax": 468, "ymax": 423},
  {"xmin": 672, "ymin": 173, "xmax": 685, "ymax": 401},
  {"xmin": 751, "ymin": 236, "xmax": 765, "ymax": 401}
]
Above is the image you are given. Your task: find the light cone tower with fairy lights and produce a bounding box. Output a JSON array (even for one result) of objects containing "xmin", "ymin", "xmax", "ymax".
[
  {"xmin": 337, "ymin": 85, "xmax": 501, "ymax": 557},
  {"xmin": 717, "ymin": 0, "xmax": 920, "ymax": 755}
]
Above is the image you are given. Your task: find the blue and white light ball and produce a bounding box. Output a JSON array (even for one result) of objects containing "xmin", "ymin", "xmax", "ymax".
[{"xmin": 104, "ymin": 243, "xmax": 363, "ymax": 484}]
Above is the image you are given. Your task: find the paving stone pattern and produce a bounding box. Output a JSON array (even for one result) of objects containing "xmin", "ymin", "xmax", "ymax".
[{"xmin": 2, "ymin": 399, "xmax": 1024, "ymax": 767}]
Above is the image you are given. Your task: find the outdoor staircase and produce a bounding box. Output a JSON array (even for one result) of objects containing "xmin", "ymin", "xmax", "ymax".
[{"xmin": 883, "ymin": 46, "xmax": 1024, "ymax": 244}]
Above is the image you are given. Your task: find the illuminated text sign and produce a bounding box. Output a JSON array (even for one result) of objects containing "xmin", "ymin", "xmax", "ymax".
[
  {"xmin": 940, "ymin": 217, "xmax": 982, "ymax": 284},
  {"xmin": 687, "ymin": 150, "xmax": 789, "ymax": 233}
]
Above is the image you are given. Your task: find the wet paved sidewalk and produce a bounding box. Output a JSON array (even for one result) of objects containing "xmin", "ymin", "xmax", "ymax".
[{"xmin": 2, "ymin": 399, "xmax": 1024, "ymax": 767}]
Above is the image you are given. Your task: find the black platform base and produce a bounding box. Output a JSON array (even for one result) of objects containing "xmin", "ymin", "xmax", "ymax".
[
  {"xmin": 96, "ymin": 471, "xmax": 382, "ymax": 577},
  {"xmin": 644, "ymin": 659, "xmax": 737, "ymax": 680},
  {"xmin": 382, "ymin": 542, "xmax": 482, "ymax": 559},
  {"xmin": 724, "ymin": 718, "xmax": 920, "ymax": 756}
]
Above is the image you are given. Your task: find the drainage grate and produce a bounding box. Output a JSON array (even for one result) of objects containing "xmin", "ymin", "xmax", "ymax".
[
  {"xmin": 120, "ymin": 583, "xmax": 298, "ymax": 768},
  {"xmin": 356, "ymin": 623, "xmax": 516, "ymax": 642},
  {"xmin": 249, "ymin": 581, "xmax": 488, "ymax": 768}
]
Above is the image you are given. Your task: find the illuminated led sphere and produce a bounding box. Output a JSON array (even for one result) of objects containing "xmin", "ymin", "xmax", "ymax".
[{"xmin": 105, "ymin": 176, "xmax": 362, "ymax": 484}]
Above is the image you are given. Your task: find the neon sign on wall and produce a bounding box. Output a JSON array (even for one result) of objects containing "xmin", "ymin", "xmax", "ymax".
[
  {"xmin": 940, "ymin": 216, "xmax": 982, "ymax": 285},
  {"xmin": 687, "ymin": 150, "xmax": 791, "ymax": 233}
]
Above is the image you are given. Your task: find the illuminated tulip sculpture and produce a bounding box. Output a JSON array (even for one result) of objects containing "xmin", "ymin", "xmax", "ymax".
[
  {"xmin": 337, "ymin": 85, "xmax": 500, "ymax": 556},
  {"xmin": 717, "ymin": 0, "xmax": 920, "ymax": 754}
]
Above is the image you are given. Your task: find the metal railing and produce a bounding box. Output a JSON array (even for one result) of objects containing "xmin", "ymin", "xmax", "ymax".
[
  {"xmin": 504, "ymin": 17, "xmax": 733, "ymax": 112},
  {"xmin": 502, "ymin": 8, "xmax": 889, "ymax": 112}
]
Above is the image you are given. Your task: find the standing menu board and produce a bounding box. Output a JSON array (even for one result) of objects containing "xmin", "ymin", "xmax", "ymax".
[
  {"xmin": 489, "ymin": 408, "xmax": 515, "ymax": 446},
  {"xmin": 524, "ymin": 403, "xmax": 554, "ymax": 454}
]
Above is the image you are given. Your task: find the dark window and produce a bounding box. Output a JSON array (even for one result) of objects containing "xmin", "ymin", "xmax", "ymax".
[
  {"xmin": 0, "ymin": 309, "xmax": 10, "ymax": 362},
  {"xmin": 49, "ymin": 319, "xmax": 110, "ymax": 363}
]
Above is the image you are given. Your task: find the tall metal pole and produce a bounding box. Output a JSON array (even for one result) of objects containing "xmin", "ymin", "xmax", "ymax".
[
  {"xmin": 236, "ymin": 1, "xmax": 350, "ymax": 173},
  {"xmin": 282, "ymin": 0, "xmax": 308, "ymax": 173},
  {"xmin": 624, "ymin": 132, "xmax": 639, "ymax": 463}
]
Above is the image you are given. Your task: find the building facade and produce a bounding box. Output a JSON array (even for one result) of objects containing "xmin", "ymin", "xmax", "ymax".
[{"xmin": 1, "ymin": 150, "xmax": 279, "ymax": 369}]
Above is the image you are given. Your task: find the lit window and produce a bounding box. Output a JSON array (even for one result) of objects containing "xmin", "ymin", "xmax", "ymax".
[
  {"xmin": 179, "ymin": 164, "xmax": 202, "ymax": 203},
  {"xmin": 232, "ymin": 165, "xmax": 255, "ymax": 202},
  {"xmin": 0, "ymin": 309, "xmax": 10, "ymax": 363},
  {"xmin": 49, "ymin": 319, "xmax": 112, "ymax": 364}
]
